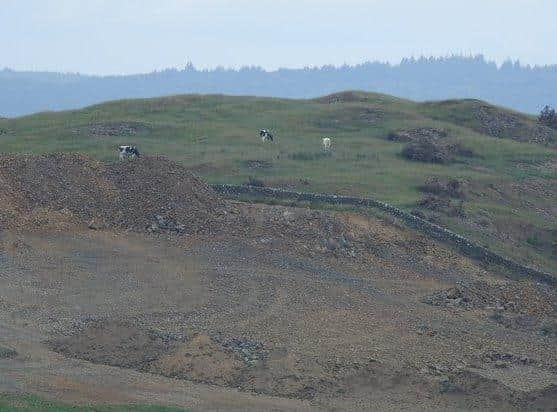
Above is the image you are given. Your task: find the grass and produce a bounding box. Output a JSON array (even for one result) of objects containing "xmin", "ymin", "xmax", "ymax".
[
  {"xmin": 0, "ymin": 394, "xmax": 189, "ymax": 412},
  {"xmin": 288, "ymin": 151, "xmax": 333, "ymax": 161},
  {"xmin": 0, "ymin": 91, "xmax": 555, "ymax": 273}
]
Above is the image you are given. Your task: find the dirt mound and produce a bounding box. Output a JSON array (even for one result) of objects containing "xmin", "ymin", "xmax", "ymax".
[
  {"xmin": 359, "ymin": 106, "xmax": 384, "ymax": 123},
  {"xmin": 104, "ymin": 156, "xmax": 224, "ymax": 232},
  {"xmin": 0, "ymin": 345, "xmax": 17, "ymax": 359},
  {"xmin": 427, "ymin": 100, "xmax": 557, "ymax": 146},
  {"xmin": 49, "ymin": 321, "xmax": 335, "ymax": 400},
  {"xmin": 49, "ymin": 318, "xmax": 557, "ymax": 406},
  {"xmin": 420, "ymin": 177, "xmax": 466, "ymax": 199},
  {"xmin": 447, "ymin": 369, "xmax": 557, "ymax": 410},
  {"xmin": 152, "ymin": 334, "xmax": 245, "ymax": 386},
  {"xmin": 243, "ymin": 159, "xmax": 272, "ymax": 170},
  {"xmin": 0, "ymin": 153, "xmax": 116, "ymax": 230},
  {"xmin": 51, "ymin": 321, "xmax": 410, "ymax": 401},
  {"xmin": 83, "ymin": 122, "xmax": 150, "ymax": 137},
  {"xmin": 416, "ymin": 195, "xmax": 465, "ymax": 217},
  {"xmin": 388, "ymin": 127, "xmax": 448, "ymax": 142},
  {"xmin": 315, "ymin": 91, "xmax": 367, "ymax": 104},
  {"xmin": 49, "ymin": 320, "xmax": 178, "ymax": 370},
  {"xmin": 422, "ymin": 280, "xmax": 555, "ymax": 314},
  {"xmin": 234, "ymin": 204, "xmax": 361, "ymax": 258},
  {"xmin": 401, "ymin": 137, "xmax": 451, "ymax": 163},
  {"xmin": 400, "ymin": 134, "xmax": 476, "ymax": 164},
  {"xmin": 0, "ymin": 153, "xmax": 224, "ymax": 233},
  {"xmin": 473, "ymin": 104, "xmax": 555, "ymax": 145},
  {"xmin": 153, "ymin": 335, "xmax": 333, "ymax": 399}
]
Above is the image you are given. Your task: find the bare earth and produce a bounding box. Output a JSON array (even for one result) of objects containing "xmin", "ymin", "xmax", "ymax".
[{"xmin": 0, "ymin": 155, "xmax": 556, "ymax": 411}]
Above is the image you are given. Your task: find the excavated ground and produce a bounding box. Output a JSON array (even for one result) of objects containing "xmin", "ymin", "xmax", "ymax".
[{"xmin": 0, "ymin": 154, "xmax": 556, "ymax": 411}]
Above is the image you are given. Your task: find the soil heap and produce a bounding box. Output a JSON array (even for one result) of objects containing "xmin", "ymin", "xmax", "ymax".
[{"xmin": 0, "ymin": 153, "xmax": 224, "ymax": 233}]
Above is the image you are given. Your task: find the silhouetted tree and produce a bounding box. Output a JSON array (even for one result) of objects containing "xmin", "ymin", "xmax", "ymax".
[{"xmin": 539, "ymin": 105, "xmax": 557, "ymax": 129}]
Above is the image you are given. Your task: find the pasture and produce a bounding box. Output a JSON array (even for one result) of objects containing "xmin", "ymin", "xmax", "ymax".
[{"xmin": 0, "ymin": 91, "xmax": 555, "ymax": 272}]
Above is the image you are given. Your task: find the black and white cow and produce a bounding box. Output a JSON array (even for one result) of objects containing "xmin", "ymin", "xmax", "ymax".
[
  {"xmin": 118, "ymin": 145, "xmax": 140, "ymax": 160},
  {"xmin": 259, "ymin": 129, "xmax": 274, "ymax": 142}
]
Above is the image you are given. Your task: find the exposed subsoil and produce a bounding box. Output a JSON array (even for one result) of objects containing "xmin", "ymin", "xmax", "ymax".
[{"xmin": 1, "ymin": 153, "xmax": 556, "ymax": 411}]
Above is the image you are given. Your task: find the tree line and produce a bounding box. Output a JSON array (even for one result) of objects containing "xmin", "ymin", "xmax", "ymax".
[{"xmin": 1, "ymin": 55, "xmax": 556, "ymax": 117}]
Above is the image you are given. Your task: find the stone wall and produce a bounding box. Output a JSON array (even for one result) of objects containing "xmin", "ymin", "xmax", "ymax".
[{"xmin": 212, "ymin": 184, "xmax": 556, "ymax": 285}]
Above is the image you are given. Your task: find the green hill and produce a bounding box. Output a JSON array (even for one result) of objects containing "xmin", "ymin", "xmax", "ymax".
[{"xmin": 0, "ymin": 91, "xmax": 556, "ymax": 273}]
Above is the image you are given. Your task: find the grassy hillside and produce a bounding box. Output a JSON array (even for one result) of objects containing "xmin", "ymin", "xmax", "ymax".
[{"xmin": 0, "ymin": 91, "xmax": 556, "ymax": 273}]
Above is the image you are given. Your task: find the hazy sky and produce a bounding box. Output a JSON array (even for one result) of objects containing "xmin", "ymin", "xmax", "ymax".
[{"xmin": 2, "ymin": 0, "xmax": 556, "ymax": 74}]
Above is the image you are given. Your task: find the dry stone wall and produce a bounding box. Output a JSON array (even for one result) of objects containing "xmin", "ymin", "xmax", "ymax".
[{"xmin": 212, "ymin": 184, "xmax": 556, "ymax": 286}]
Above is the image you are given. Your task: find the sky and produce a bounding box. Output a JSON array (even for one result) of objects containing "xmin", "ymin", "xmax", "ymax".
[{"xmin": 1, "ymin": 0, "xmax": 556, "ymax": 75}]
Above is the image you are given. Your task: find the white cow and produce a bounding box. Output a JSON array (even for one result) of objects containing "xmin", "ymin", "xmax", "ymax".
[{"xmin": 322, "ymin": 137, "xmax": 332, "ymax": 150}]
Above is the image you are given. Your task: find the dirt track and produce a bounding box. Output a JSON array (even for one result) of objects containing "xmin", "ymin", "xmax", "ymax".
[{"xmin": 1, "ymin": 155, "xmax": 556, "ymax": 410}]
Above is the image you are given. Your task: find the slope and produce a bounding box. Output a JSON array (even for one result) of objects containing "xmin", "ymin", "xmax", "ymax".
[
  {"xmin": 0, "ymin": 154, "xmax": 556, "ymax": 410},
  {"xmin": 0, "ymin": 91, "xmax": 555, "ymax": 274}
]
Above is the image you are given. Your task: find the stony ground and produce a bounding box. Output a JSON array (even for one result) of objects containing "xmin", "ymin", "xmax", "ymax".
[{"xmin": 0, "ymin": 154, "xmax": 556, "ymax": 411}]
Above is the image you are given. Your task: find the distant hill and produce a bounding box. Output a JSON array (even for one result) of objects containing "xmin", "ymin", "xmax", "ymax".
[{"xmin": 2, "ymin": 55, "xmax": 557, "ymax": 117}]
